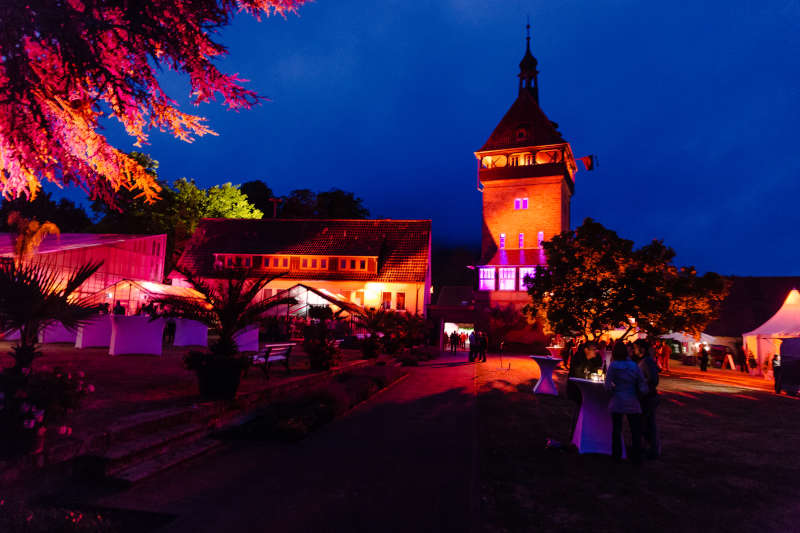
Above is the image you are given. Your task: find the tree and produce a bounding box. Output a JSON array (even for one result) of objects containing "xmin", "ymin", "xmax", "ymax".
[
  {"xmin": 525, "ymin": 218, "xmax": 729, "ymax": 342},
  {"xmin": 1, "ymin": 0, "xmax": 305, "ymax": 204},
  {"xmin": 91, "ymin": 158, "xmax": 263, "ymax": 273},
  {"xmin": 480, "ymin": 305, "xmax": 529, "ymax": 350},
  {"xmin": 279, "ymin": 188, "xmax": 370, "ymax": 219},
  {"xmin": 240, "ymin": 180, "xmax": 275, "ymax": 216},
  {"xmin": 0, "ymin": 193, "xmax": 92, "ymax": 233}
]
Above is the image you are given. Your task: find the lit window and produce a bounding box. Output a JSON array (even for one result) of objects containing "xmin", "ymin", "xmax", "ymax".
[
  {"xmin": 360, "ymin": 260, "xmax": 366, "ymax": 270},
  {"xmin": 522, "ymin": 198, "xmax": 528, "ymax": 209},
  {"xmin": 499, "ymin": 268, "xmax": 516, "ymax": 291},
  {"xmin": 514, "ymin": 199, "xmax": 521, "ymax": 210},
  {"xmin": 479, "ymin": 267, "xmax": 496, "ymax": 291},
  {"xmin": 519, "ymin": 233, "xmax": 524, "ymax": 248},
  {"xmin": 396, "ymin": 292, "xmax": 406, "ymax": 311},
  {"xmin": 519, "ymin": 267, "xmax": 537, "ymax": 291},
  {"xmin": 302, "ymin": 258, "xmax": 308, "ymax": 268},
  {"xmin": 523, "ymin": 153, "xmax": 533, "ymax": 166},
  {"xmin": 311, "ymin": 259, "xmax": 317, "ymax": 268},
  {"xmin": 499, "ymin": 234, "xmax": 506, "ymax": 249},
  {"xmin": 537, "ymin": 231, "xmax": 544, "ymax": 248},
  {"xmin": 381, "ymin": 292, "xmax": 392, "ymax": 310}
]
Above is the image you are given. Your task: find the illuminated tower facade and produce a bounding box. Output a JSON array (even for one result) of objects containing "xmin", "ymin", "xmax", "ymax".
[{"xmin": 474, "ymin": 27, "xmax": 577, "ymax": 306}]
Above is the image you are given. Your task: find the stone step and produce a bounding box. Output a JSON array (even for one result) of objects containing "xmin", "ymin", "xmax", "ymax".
[
  {"xmin": 103, "ymin": 422, "xmax": 209, "ymax": 476},
  {"xmin": 109, "ymin": 438, "xmax": 222, "ymax": 486},
  {"xmin": 105, "ymin": 406, "xmax": 201, "ymax": 443}
]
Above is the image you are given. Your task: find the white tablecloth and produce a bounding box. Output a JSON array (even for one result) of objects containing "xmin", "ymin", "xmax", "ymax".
[
  {"xmin": 173, "ymin": 319, "xmax": 208, "ymax": 347},
  {"xmin": 569, "ymin": 377, "xmax": 624, "ymax": 457},
  {"xmin": 39, "ymin": 322, "xmax": 78, "ymax": 344},
  {"xmin": 234, "ymin": 325, "xmax": 259, "ymax": 352},
  {"xmin": 75, "ymin": 316, "xmax": 113, "ymax": 348},
  {"xmin": 109, "ymin": 316, "xmax": 165, "ymax": 356},
  {"xmin": 530, "ymin": 356, "xmax": 561, "ymax": 395},
  {"xmin": 3, "ymin": 329, "xmax": 20, "ymax": 341}
]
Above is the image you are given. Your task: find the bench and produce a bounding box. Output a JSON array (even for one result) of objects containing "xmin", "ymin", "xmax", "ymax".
[{"xmin": 251, "ymin": 343, "xmax": 296, "ymax": 378}]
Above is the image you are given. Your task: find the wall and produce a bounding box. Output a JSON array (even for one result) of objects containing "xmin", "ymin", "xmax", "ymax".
[{"xmin": 480, "ymin": 175, "xmax": 570, "ymax": 259}]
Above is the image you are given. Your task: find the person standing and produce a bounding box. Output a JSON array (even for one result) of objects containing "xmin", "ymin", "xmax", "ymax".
[
  {"xmin": 699, "ymin": 345, "xmax": 710, "ymax": 371},
  {"xmin": 478, "ymin": 331, "xmax": 488, "ymax": 363},
  {"xmin": 634, "ymin": 339, "xmax": 661, "ymax": 459},
  {"xmin": 605, "ymin": 343, "xmax": 646, "ymax": 464},
  {"xmin": 450, "ymin": 331, "xmax": 459, "ymax": 354},
  {"xmin": 773, "ymin": 352, "xmax": 783, "ymax": 394},
  {"xmin": 468, "ymin": 331, "xmax": 476, "ymax": 362},
  {"xmin": 658, "ymin": 340, "xmax": 672, "ymax": 374}
]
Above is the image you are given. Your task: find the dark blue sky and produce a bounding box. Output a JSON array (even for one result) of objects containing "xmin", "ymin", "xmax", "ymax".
[{"xmin": 53, "ymin": 1, "xmax": 800, "ymax": 275}]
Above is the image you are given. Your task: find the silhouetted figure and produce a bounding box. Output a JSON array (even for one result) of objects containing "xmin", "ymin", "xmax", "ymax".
[
  {"xmin": 634, "ymin": 339, "xmax": 660, "ymax": 459},
  {"xmin": 699, "ymin": 346, "xmax": 710, "ymax": 371},
  {"xmin": 773, "ymin": 353, "xmax": 783, "ymax": 394},
  {"xmin": 449, "ymin": 331, "xmax": 459, "ymax": 353},
  {"xmin": 605, "ymin": 343, "xmax": 646, "ymax": 464},
  {"xmin": 468, "ymin": 331, "xmax": 476, "ymax": 362},
  {"xmin": 113, "ymin": 301, "xmax": 125, "ymax": 315},
  {"xmin": 478, "ymin": 331, "xmax": 488, "ymax": 362}
]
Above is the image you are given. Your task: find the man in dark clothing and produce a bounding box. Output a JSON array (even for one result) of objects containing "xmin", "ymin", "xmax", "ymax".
[
  {"xmin": 699, "ymin": 346, "xmax": 710, "ymax": 371},
  {"xmin": 773, "ymin": 353, "xmax": 783, "ymax": 394},
  {"xmin": 449, "ymin": 331, "xmax": 458, "ymax": 353},
  {"xmin": 478, "ymin": 332, "xmax": 488, "ymax": 362},
  {"xmin": 634, "ymin": 339, "xmax": 661, "ymax": 459},
  {"xmin": 113, "ymin": 301, "xmax": 125, "ymax": 315}
]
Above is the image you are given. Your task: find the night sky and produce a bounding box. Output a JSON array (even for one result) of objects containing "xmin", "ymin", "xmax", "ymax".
[{"xmin": 52, "ymin": 1, "xmax": 800, "ymax": 276}]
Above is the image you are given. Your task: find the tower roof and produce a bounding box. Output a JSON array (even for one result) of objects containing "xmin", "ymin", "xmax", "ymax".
[{"xmin": 478, "ymin": 88, "xmax": 563, "ymax": 152}]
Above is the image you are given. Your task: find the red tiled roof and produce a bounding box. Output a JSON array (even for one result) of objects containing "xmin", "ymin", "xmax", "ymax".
[
  {"xmin": 480, "ymin": 248, "xmax": 547, "ymax": 267},
  {"xmin": 177, "ymin": 218, "xmax": 431, "ymax": 283},
  {"xmin": 478, "ymin": 89, "xmax": 564, "ymax": 152}
]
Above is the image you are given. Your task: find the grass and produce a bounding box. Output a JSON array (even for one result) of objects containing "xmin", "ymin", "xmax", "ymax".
[{"xmin": 475, "ymin": 356, "xmax": 800, "ymax": 533}]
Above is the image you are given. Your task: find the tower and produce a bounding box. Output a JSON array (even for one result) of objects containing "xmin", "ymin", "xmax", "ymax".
[{"xmin": 474, "ymin": 27, "xmax": 577, "ymax": 306}]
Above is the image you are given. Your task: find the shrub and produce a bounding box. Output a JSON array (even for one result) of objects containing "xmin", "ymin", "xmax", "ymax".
[
  {"xmin": 303, "ymin": 324, "xmax": 342, "ymax": 371},
  {"xmin": 0, "ymin": 501, "xmax": 116, "ymax": 533},
  {"xmin": 360, "ymin": 335, "xmax": 382, "ymax": 359},
  {"xmin": 0, "ymin": 367, "xmax": 94, "ymax": 458}
]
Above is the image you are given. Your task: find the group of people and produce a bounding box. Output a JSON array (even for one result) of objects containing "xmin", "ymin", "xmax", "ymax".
[
  {"xmin": 446, "ymin": 329, "xmax": 489, "ymax": 363},
  {"xmin": 564, "ymin": 338, "xmax": 661, "ymax": 464}
]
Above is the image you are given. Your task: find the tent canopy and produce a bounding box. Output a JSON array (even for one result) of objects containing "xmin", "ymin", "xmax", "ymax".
[
  {"xmin": 742, "ymin": 288, "xmax": 800, "ymax": 377},
  {"xmin": 91, "ymin": 279, "xmax": 205, "ymax": 314}
]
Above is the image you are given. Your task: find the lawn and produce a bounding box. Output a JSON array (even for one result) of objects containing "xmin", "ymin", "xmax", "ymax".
[{"xmin": 475, "ymin": 356, "xmax": 800, "ymax": 533}]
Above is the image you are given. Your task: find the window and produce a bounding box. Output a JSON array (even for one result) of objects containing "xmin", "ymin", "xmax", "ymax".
[
  {"xmin": 321, "ymin": 259, "xmax": 327, "ymax": 269},
  {"xmin": 360, "ymin": 260, "xmax": 366, "ymax": 270},
  {"xmin": 396, "ymin": 292, "xmax": 406, "ymax": 311},
  {"xmin": 301, "ymin": 258, "xmax": 308, "ymax": 268},
  {"xmin": 537, "ymin": 231, "xmax": 544, "ymax": 248},
  {"xmin": 340, "ymin": 259, "xmax": 347, "ymax": 269},
  {"xmin": 499, "ymin": 233, "xmax": 506, "ymax": 249},
  {"xmin": 514, "ymin": 198, "xmax": 529, "ymax": 210},
  {"xmin": 519, "ymin": 267, "xmax": 537, "ymax": 291},
  {"xmin": 381, "ymin": 292, "xmax": 392, "ymax": 310},
  {"xmin": 350, "ymin": 260, "xmax": 356, "ymax": 269},
  {"xmin": 518, "ymin": 233, "xmax": 524, "ymax": 249},
  {"xmin": 282, "ymin": 258, "xmax": 289, "ymax": 268},
  {"xmin": 273, "ymin": 257, "xmax": 280, "ymax": 267},
  {"xmin": 499, "ymin": 268, "xmax": 516, "ymax": 291},
  {"xmin": 311, "ymin": 259, "xmax": 317, "ymax": 268},
  {"xmin": 479, "ymin": 267, "xmax": 496, "ymax": 291},
  {"xmin": 253, "ymin": 256, "xmax": 262, "ymax": 268},
  {"xmin": 522, "ymin": 197, "xmax": 528, "ymax": 209}
]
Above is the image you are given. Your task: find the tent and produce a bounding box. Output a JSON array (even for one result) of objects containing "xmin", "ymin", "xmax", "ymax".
[
  {"xmin": 90, "ymin": 279, "xmax": 205, "ymax": 315},
  {"xmin": 742, "ymin": 289, "xmax": 800, "ymax": 378},
  {"xmin": 779, "ymin": 338, "xmax": 800, "ymax": 395}
]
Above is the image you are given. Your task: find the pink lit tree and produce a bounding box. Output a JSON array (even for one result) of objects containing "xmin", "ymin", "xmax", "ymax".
[{"xmin": 0, "ymin": 0, "xmax": 305, "ymax": 205}]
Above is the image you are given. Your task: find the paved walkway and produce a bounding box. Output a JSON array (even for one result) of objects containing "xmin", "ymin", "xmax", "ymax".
[{"xmin": 96, "ymin": 353, "xmax": 478, "ymax": 533}]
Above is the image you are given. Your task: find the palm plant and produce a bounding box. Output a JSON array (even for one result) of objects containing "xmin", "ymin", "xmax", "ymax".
[
  {"xmin": 0, "ymin": 260, "xmax": 104, "ymax": 371},
  {"xmin": 154, "ymin": 267, "xmax": 295, "ymax": 357},
  {"xmin": 6, "ymin": 212, "xmax": 60, "ymax": 267}
]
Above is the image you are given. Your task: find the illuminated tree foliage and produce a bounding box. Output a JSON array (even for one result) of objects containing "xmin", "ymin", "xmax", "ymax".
[
  {"xmin": 525, "ymin": 218, "xmax": 729, "ymax": 341},
  {"xmin": 0, "ymin": 0, "xmax": 304, "ymax": 203}
]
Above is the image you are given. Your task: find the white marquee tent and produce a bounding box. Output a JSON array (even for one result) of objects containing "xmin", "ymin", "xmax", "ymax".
[{"xmin": 742, "ymin": 288, "xmax": 800, "ymax": 378}]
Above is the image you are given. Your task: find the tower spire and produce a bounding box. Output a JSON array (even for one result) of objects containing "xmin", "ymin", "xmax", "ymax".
[{"xmin": 519, "ymin": 20, "xmax": 539, "ymax": 102}]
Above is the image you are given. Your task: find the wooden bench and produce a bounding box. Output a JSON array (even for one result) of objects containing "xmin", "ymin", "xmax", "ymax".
[{"xmin": 251, "ymin": 343, "xmax": 296, "ymax": 378}]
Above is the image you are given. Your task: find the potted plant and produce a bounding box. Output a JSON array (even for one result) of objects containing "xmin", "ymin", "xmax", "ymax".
[{"xmin": 155, "ymin": 268, "xmax": 294, "ymax": 400}]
